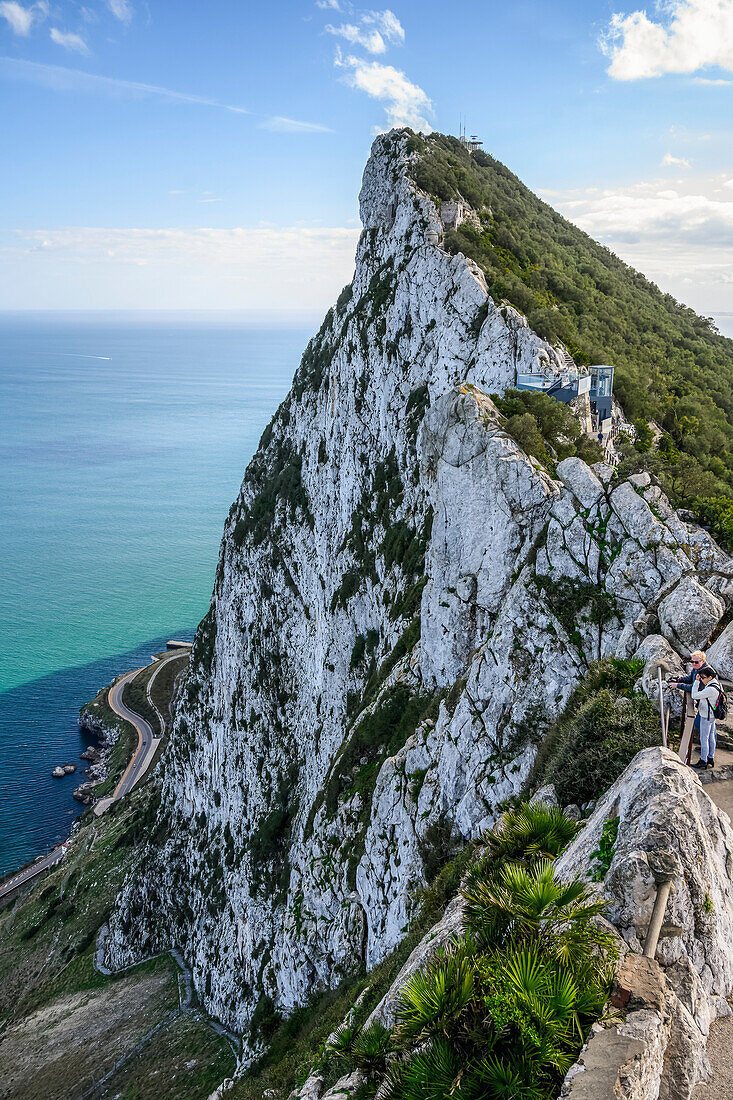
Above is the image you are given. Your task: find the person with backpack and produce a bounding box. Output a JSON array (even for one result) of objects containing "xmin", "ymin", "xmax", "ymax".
[
  {"xmin": 668, "ymin": 650, "xmax": 711, "ymax": 738},
  {"xmin": 691, "ymin": 665, "xmax": 725, "ymax": 769}
]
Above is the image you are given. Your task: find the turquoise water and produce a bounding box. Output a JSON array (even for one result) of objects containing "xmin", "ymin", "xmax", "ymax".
[{"xmin": 0, "ymin": 312, "xmax": 312, "ymax": 875}]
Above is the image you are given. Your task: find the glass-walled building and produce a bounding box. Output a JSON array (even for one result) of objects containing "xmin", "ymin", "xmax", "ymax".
[{"xmin": 589, "ymin": 365, "xmax": 614, "ymax": 425}]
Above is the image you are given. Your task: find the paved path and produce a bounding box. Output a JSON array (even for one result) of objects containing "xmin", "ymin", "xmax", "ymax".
[
  {"xmin": 1, "ymin": 652, "xmax": 186, "ymax": 895},
  {"xmin": 108, "ymin": 666, "xmax": 160, "ymax": 800},
  {"xmin": 0, "ymin": 843, "xmax": 69, "ymax": 902},
  {"xmin": 693, "ymin": 1016, "xmax": 733, "ymax": 1098}
]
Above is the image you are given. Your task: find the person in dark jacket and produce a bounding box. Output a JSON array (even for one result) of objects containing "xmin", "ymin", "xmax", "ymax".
[
  {"xmin": 668, "ymin": 650, "xmax": 707, "ymax": 694},
  {"xmin": 668, "ymin": 650, "xmax": 708, "ymax": 736}
]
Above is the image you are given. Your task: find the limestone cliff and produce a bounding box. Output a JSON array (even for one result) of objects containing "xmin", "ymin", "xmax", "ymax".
[{"xmin": 105, "ymin": 130, "xmax": 731, "ymax": 1041}]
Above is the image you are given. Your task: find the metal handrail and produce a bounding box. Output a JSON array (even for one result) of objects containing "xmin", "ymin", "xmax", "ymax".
[{"xmin": 678, "ymin": 692, "xmax": 696, "ymax": 765}]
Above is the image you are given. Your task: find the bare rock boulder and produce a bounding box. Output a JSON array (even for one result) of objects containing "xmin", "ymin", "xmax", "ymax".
[
  {"xmin": 633, "ymin": 634, "xmax": 686, "ymax": 717},
  {"xmin": 657, "ymin": 577, "xmax": 724, "ymax": 656},
  {"xmin": 556, "ymin": 747, "xmax": 733, "ymax": 1098},
  {"xmin": 707, "ymin": 621, "xmax": 733, "ymax": 681}
]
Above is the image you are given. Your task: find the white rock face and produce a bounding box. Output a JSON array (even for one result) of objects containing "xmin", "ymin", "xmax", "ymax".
[
  {"xmin": 104, "ymin": 131, "xmax": 732, "ymax": 1043},
  {"xmin": 707, "ymin": 620, "xmax": 733, "ymax": 679},
  {"xmin": 658, "ymin": 577, "xmax": 724, "ymax": 656},
  {"xmin": 556, "ymin": 747, "xmax": 733, "ymax": 1099}
]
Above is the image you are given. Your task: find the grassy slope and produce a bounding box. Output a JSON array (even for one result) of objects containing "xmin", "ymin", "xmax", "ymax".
[
  {"xmin": 0, "ymin": 787, "xmax": 235, "ymax": 1100},
  {"xmin": 410, "ymin": 133, "xmax": 733, "ymax": 531}
]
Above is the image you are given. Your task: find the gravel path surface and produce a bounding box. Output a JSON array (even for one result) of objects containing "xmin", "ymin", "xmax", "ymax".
[{"xmin": 693, "ymin": 1016, "xmax": 733, "ymax": 1099}]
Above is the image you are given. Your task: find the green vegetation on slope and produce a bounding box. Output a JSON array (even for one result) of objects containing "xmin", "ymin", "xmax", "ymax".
[
  {"xmin": 324, "ymin": 805, "xmax": 614, "ymax": 1100},
  {"xmin": 0, "ymin": 787, "xmax": 235, "ymax": 1099},
  {"xmin": 526, "ymin": 657, "xmax": 661, "ymax": 806},
  {"xmin": 410, "ymin": 133, "xmax": 733, "ymax": 539},
  {"xmin": 492, "ymin": 387, "xmax": 604, "ymax": 473},
  {"xmin": 230, "ymin": 844, "xmax": 478, "ymax": 1100}
]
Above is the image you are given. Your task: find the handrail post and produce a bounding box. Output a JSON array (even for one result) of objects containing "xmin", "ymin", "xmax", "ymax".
[
  {"xmin": 658, "ymin": 667, "xmax": 668, "ymax": 748},
  {"xmin": 643, "ymin": 851, "xmax": 680, "ymax": 959},
  {"xmin": 678, "ymin": 691, "xmax": 696, "ymax": 765}
]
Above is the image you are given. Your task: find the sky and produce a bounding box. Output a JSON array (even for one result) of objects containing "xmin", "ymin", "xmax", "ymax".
[{"xmin": 2, "ymin": 0, "xmax": 733, "ymax": 315}]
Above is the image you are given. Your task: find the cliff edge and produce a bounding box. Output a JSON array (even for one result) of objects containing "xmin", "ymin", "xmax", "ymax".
[{"xmin": 105, "ymin": 130, "xmax": 732, "ymax": 1048}]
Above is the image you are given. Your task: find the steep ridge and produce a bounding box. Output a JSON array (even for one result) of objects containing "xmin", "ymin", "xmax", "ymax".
[
  {"xmin": 410, "ymin": 135, "xmax": 733, "ymax": 522},
  {"xmin": 105, "ymin": 130, "xmax": 732, "ymax": 1046}
]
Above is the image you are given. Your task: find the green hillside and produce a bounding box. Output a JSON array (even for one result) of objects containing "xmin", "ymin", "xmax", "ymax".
[{"xmin": 409, "ymin": 133, "xmax": 733, "ymax": 544}]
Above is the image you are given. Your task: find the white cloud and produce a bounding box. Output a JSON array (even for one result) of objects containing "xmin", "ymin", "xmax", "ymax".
[
  {"xmin": 326, "ymin": 22, "xmax": 387, "ymax": 54},
  {"xmin": 363, "ymin": 10, "xmax": 404, "ymax": 43},
  {"xmin": 316, "ymin": 0, "xmax": 341, "ymax": 9},
  {"xmin": 0, "ymin": 1, "xmax": 36, "ymax": 35},
  {"xmin": 0, "ymin": 224, "xmax": 361, "ymax": 310},
  {"xmin": 50, "ymin": 28, "xmax": 89, "ymax": 54},
  {"xmin": 662, "ymin": 152, "xmax": 691, "ymax": 167},
  {"xmin": 549, "ymin": 172, "xmax": 733, "ymax": 310},
  {"xmin": 106, "ymin": 0, "xmax": 132, "ymax": 23},
  {"xmin": 337, "ymin": 54, "xmax": 432, "ymax": 131},
  {"xmin": 260, "ymin": 115, "xmax": 333, "ymax": 132},
  {"xmin": 326, "ymin": 9, "xmax": 404, "ymax": 55},
  {"xmin": 0, "ymin": 56, "xmax": 250, "ymax": 113},
  {"xmin": 9, "ymin": 225, "xmax": 360, "ymax": 267},
  {"xmin": 602, "ymin": 0, "xmax": 733, "ymax": 80}
]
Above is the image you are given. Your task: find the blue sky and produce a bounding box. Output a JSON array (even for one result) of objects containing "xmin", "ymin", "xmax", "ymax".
[{"xmin": 2, "ymin": 0, "xmax": 733, "ymax": 313}]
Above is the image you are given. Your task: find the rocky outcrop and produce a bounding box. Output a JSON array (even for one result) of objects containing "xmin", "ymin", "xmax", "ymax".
[
  {"xmin": 78, "ymin": 707, "xmax": 121, "ymax": 793},
  {"xmin": 707, "ymin": 621, "xmax": 733, "ymax": 679},
  {"xmin": 556, "ymin": 747, "xmax": 733, "ymax": 1098},
  {"xmin": 104, "ymin": 130, "xmax": 732, "ymax": 1041},
  {"xmin": 291, "ymin": 749, "xmax": 732, "ymax": 1100}
]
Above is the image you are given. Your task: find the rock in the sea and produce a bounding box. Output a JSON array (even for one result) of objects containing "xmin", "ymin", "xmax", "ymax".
[
  {"xmin": 80, "ymin": 746, "xmax": 100, "ymax": 763},
  {"xmin": 63, "ymin": 763, "xmax": 76, "ymax": 774},
  {"xmin": 72, "ymin": 782, "xmax": 96, "ymax": 804},
  {"xmin": 51, "ymin": 766, "xmax": 66, "ymax": 778}
]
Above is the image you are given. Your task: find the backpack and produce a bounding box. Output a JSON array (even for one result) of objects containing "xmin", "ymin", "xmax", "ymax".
[{"xmin": 711, "ymin": 680, "xmax": 728, "ymax": 721}]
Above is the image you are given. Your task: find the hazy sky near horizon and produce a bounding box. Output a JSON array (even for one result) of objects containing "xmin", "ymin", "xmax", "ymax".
[{"xmin": 2, "ymin": 0, "xmax": 733, "ymax": 314}]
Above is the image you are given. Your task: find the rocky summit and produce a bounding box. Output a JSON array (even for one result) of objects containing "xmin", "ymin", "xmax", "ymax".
[{"xmin": 102, "ymin": 130, "xmax": 733, "ymax": 1075}]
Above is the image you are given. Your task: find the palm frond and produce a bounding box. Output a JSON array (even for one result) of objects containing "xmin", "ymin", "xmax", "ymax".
[
  {"xmin": 399, "ymin": 1038, "xmax": 464, "ymax": 1100},
  {"xmin": 394, "ymin": 953, "xmax": 474, "ymax": 1046},
  {"xmin": 351, "ymin": 1022, "xmax": 393, "ymax": 1070}
]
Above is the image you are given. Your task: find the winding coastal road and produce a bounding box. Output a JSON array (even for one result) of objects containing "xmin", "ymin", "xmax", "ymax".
[
  {"xmin": 0, "ymin": 649, "xmax": 187, "ymax": 901},
  {"xmin": 96, "ymin": 649, "xmax": 187, "ymax": 811},
  {"xmin": 108, "ymin": 666, "xmax": 158, "ymax": 799},
  {"xmin": 0, "ymin": 843, "xmax": 69, "ymax": 901}
]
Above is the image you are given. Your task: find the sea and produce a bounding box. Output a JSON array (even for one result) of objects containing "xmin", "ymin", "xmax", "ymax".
[
  {"xmin": 2, "ymin": 309, "xmax": 733, "ymax": 880},
  {"xmin": 0, "ymin": 312, "xmax": 315, "ymax": 877}
]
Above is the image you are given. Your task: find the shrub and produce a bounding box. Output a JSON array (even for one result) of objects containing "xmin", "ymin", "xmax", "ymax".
[
  {"xmin": 525, "ymin": 658, "xmax": 657, "ymax": 806},
  {"xmin": 480, "ymin": 803, "xmax": 580, "ymax": 867},
  {"xmin": 590, "ymin": 817, "xmax": 620, "ymax": 882},
  {"xmin": 534, "ymin": 689, "xmax": 660, "ymax": 807},
  {"xmin": 326, "ymin": 837, "xmax": 615, "ymax": 1100}
]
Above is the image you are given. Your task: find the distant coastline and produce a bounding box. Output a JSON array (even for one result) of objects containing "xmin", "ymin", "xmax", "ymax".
[{"xmin": 0, "ymin": 314, "xmax": 312, "ymax": 877}]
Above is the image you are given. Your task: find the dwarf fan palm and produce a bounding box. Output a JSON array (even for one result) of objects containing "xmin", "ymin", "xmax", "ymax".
[
  {"xmin": 484, "ymin": 803, "xmax": 580, "ymax": 865},
  {"xmin": 461, "ymin": 858, "xmax": 610, "ymax": 957},
  {"xmin": 393, "ymin": 951, "xmax": 474, "ymax": 1045}
]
